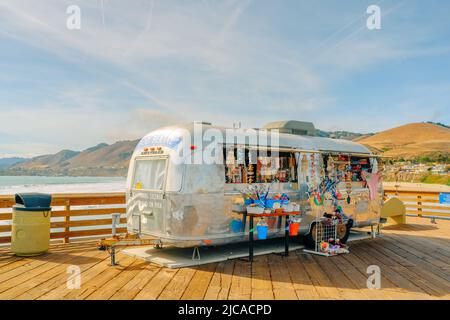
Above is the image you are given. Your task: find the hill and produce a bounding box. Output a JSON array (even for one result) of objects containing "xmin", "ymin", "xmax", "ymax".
[
  {"xmin": 0, "ymin": 157, "xmax": 27, "ymax": 170},
  {"xmin": 357, "ymin": 122, "xmax": 450, "ymax": 160},
  {"xmin": 4, "ymin": 140, "xmax": 138, "ymax": 177},
  {"xmin": 315, "ymin": 129, "xmax": 371, "ymax": 140},
  {"xmin": 2, "ymin": 122, "xmax": 449, "ymax": 177}
]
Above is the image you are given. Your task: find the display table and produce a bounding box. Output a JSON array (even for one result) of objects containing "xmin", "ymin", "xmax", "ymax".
[{"xmin": 238, "ymin": 211, "xmax": 301, "ymax": 262}]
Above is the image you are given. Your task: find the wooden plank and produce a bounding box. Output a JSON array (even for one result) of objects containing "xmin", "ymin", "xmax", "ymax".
[
  {"xmin": 85, "ymin": 259, "xmax": 149, "ymax": 300},
  {"xmin": 158, "ymin": 267, "xmax": 197, "ymax": 300},
  {"xmin": 311, "ymin": 254, "xmax": 367, "ymax": 300},
  {"xmin": 0, "ymin": 236, "xmax": 11, "ymax": 244},
  {"xmin": 406, "ymin": 211, "xmax": 450, "ymax": 217},
  {"xmin": 299, "ymin": 251, "xmax": 343, "ymax": 299},
  {"xmin": 0, "ymin": 196, "xmax": 14, "ymax": 208},
  {"xmin": 228, "ymin": 260, "xmax": 252, "ymax": 300},
  {"xmin": 384, "ymin": 190, "xmax": 440, "ymax": 196},
  {"xmin": 364, "ymin": 240, "xmax": 447, "ymax": 297},
  {"xmin": 250, "ymin": 255, "xmax": 273, "ymax": 300},
  {"xmin": 36, "ymin": 249, "xmax": 116, "ymax": 300},
  {"xmin": 0, "ymin": 251, "xmax": 75, "ymax": 295},
  {"xmin": 339, "ymin": 244, "xmax": 402, "ymax": 298},
  {"xmin": 134, "ymin": 268, "xmax": 179, "ymax": 300},
  {"xmin": 50, "ymin": 228, "xmax": 127, "ymax": 240},
  {"xmin": 285, "ymin": 253, "xmax": 320, "ymax": 300},
  {"xmin": 0, "ymin": 225, "xmax": 11, "ymax": 233},
  {"xmin": 385, "ymin": 233, "xmax": 450, "ymax": 268},
  {"xmin": 181, "ymin": 263, "xmax": 217, "ymax": 300},
  {"xmin": 66, "ymin": 197, "xmax": 125, "ymax": 206},
  {"xmin": 329, "ymin": 254, "xmax": 392, "ymax": 300},
  {"xmin": 110, "ymin": 263, "xmax": 162, "ymax": 300},
  {"xmin": 204, "ymin": 260, "xmax": 235, "ymax": 300},
  {"xmin": 64, "ymin": 202, "xmax": 70, "ymax": 243},
  {"xmin": 57, "ymin": 253, "xmax": 136, "ymax": 300},
  {"xmin": 349, "ymin": 242, "xmax": 433, "ymax": 299},
  {"xmin": 1, "ymin": 247, "xmax": 104, "ymax": 299},
  {"xmin": 385, "ymin": 196, "xmax": 441, "ymax": 204},
  {"xmin": 0, "ymin": 213, "xmax": 12, "ymax": 221},
  {"xmin": 1, "ymin": 228, "xmax": 125, "ymax": 244},
  {"xmin": 0, "ymin": 193, "xmax": 125, "ymax": 209},
  {"xmin": 50, "ymin": 207, "xmax": 126, "ymax": 218},
  {"xmin": 267, "ymin": 254, "xmax": 297, "ymax": 300},
  {"xmin": 51, "ymin": 218, "xmax": 126, "ymax": 229},
  {"xmin": 404, "ymin": 204, "xmax": 449, "ymax": 210}
]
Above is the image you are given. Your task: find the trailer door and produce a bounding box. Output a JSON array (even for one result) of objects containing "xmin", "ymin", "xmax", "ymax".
[{"xmin": 128, "ymin": 157, "xmax": 168, "ymax": 235}]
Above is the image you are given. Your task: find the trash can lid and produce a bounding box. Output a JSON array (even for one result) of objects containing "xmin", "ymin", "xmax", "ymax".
[{"xmin": 14, "ymin": 193, "xmax": 52, "ymax": 211}]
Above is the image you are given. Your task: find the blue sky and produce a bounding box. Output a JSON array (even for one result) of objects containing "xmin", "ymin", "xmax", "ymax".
[{"xmin": 0, "ymin": 0, "xmax": 449, "ymax": 157}]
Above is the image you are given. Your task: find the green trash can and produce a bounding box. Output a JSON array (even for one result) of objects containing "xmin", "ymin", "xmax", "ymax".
[{"xmin": 11, "ymin": 193, "xmax": 52, "ymax": 256}]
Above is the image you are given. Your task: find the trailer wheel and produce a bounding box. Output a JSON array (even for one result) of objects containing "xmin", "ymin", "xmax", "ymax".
[
  {"xmin": 304, "ymin": 222, "xmax": 317, "ymax": 249},
  {"xmin": 153, "ymin": 240, "xmax": 163, "ymax": 249},
  {"xmin": 337, "ymin": 220, "xmax": 352, "ymax": 244},
  {"xmin": 304, "ymin": 220, "xmax": 352, "ymax": 248}
]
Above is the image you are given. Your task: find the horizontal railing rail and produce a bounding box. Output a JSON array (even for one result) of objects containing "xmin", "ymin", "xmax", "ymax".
[
  {"xmin": 0, "ymin": 193, "xmax": 126, "ymax": 244},
  {"xmin": 383, "ymin": 187, "xmax": 450, "ymax": 220}
]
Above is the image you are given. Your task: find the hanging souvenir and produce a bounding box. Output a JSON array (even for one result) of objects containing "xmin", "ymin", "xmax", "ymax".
[
  {"xmin": 236, "ymin": 147, "xmax": 245, "ymax": 165},
  {"xmin": 247, "ymin": 163, "xmax": 254, "ymax": 184},
  {"xmin": 226, "ymin": 147, "xmax": 235, "ymax": 165},
  {"xmin": 361, "ymin": 170, "xmax": 381, "ymax": 200},
  {"xmin": 345, "ymin": 181, "xmax": 352, "ymax": 204}
]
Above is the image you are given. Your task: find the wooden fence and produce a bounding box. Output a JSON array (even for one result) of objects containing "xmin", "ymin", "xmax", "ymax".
[
  {"xmin": 384, "ymin": 187, "xmax": 450, "ymax": 218},
  {"xmin": 0, "ymin": 193, "xmax": 126, "ymax": 244}
]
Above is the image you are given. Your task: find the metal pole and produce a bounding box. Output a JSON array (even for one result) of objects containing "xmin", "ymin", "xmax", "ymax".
[
  {"xmin": 249, "ymin": 216, "xmax": 254, "ymax": 263},
  {"xmin": 112, "ymin": 213, "xmax": 121, "ymax": 236},
  {"xmin": 111, "ymin": 247, "xmax": 117, "ymax": 266},
  {"xmin": 284, "ymin": 215, "xmax": 289, "ymax": 256}
]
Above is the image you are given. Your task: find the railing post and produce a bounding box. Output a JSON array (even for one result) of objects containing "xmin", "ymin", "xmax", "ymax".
[
  {"xmin": 417, "ymin": 195, "xmax": 422, "ymax": 217},
  {"xmin": 64, "ymin": 200, "xmax": 70, "ymax": 243}
]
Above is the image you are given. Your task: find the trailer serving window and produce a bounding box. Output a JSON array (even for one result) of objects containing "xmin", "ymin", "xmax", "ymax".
[
  {"xmin": 323, "ymin": 154, "xmax": 372, "ymax": 182},
  {"xmin": 132, "ymin": 158, "xmax": 167, "ymax": 191},
  {"xmin": 223, "ymin": 146, "xmax": 297, "ymax": 184}
]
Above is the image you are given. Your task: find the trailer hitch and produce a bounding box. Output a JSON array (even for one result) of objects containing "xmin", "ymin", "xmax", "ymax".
[{"xmin": 97, "ymin": 233, "xmax": 157, "ymax": 266}]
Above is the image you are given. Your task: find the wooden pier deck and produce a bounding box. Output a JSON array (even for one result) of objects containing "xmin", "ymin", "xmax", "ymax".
[{"xmin": 0, "ymin": 216, "xmax": 449, "ymax": 300}]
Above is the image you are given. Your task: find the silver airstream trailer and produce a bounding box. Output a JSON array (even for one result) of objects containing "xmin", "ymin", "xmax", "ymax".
[{"xmin": 126, "ymin": 121, "xmax": 382, "ymax": 248}]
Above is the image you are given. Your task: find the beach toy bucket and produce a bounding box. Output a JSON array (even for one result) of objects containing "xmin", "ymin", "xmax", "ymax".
[
  {"xmin": 230, "ymin": 219, "xmax": 243, "ymax": 233},
  {"xmin": 289, "ymin": 222, "xmax": 300, "ymax": 236},
  {"xmin": 257, "ymin": 225, "xmax": 268, "ymax": 240}
]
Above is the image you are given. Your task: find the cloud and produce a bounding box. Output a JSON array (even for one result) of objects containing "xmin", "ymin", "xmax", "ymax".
[
  {"xmin": 0, "ymin": 0, "xmax": 449, "ymax": 156},
  {"xmin": 107, "ymin": 107, "xmax": 185, "ymax": 141}
]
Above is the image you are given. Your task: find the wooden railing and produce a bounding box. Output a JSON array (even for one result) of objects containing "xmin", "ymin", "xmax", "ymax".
[
  {"xmin": 1, "ymin": 187, "xmax": 448, "ymax": 244},
  {"xmin": 0, "ymin": 193, "xmax": 126, "ymax": 244},
  {"xmin": 384, "ymin": 187, "xmax": 450, "ymax": 218}
]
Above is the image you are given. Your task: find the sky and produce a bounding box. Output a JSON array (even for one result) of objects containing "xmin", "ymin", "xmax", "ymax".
[{"xmin": 0, "ymin": 0, "xmax": 449, "ymax": 158}]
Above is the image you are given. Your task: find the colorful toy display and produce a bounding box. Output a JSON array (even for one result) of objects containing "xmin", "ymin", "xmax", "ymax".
[{"xmin": 240, "ymin": 185, "xmax": 300, "ymax": 214}]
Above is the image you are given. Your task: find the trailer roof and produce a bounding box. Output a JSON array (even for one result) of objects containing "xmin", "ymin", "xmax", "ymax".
[{"xmin": 137, "ymin": 122, "xmax": 372, "ymax": 155}]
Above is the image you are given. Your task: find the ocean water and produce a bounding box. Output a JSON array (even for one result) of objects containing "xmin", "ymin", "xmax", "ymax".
[
  {"xmin": 0, "ymin": 176, "xmax": 126, "ymax": 195},
  {"xmin": 0, "ymin": 176, "xmax": 128, "ymax": 239}
]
